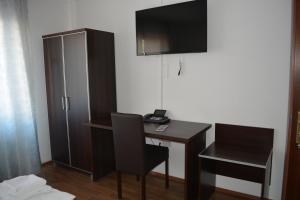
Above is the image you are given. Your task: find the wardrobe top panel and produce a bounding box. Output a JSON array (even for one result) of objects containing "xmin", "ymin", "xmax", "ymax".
[{"xmin": 42, "ymin": 28, "xmax": 114, "ymax": 39}]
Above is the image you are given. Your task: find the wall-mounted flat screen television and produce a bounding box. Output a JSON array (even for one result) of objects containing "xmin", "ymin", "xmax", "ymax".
[{"xmin": 136, "ymin": 0, "xmax": 207, "ymax": 56}]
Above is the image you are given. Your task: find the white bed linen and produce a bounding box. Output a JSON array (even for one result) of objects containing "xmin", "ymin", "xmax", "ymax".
[
  {"xmin": 1, "ymin": 175, "xmax": 46, "ymax": 194},
  {"xmin": 0, "ymin": 175, "xmax": 75, "ymax": 200}
]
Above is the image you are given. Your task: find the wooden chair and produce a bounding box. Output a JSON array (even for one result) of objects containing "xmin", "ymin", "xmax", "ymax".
[
  {"xmin": 199, "ymin": 123, "xmax": 274, "ymax": 200},
  {"xmin": 111, "ymin": 113, "xmax": 169, "ymax": 200}
]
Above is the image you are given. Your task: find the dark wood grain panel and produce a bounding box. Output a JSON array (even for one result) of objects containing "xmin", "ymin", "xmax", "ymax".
[
  {"xmin": 201, "ymin": 143, "xmax": 271, "ymax": 167},
  {"xmin": 87, "ymin": 120, "xmax": 211, "ymax": 200},
  {"xmin": 42, "ymin": 28, "xmax": 114, "ymax": 39},
  {"xmin": 215, "ymin": 123, "xmax": 274, "ymax": 154},
  {"xmin": 86, "ymin": 120, "xmax": 211, "ymax": 143},
  {"xmin": 199, "ymin": 157, "xmax": 216, "ymax": 200},
  {"xmin": 199, "ymin": 124, "xmax": 274, "ymax": 199},
  {"xmin": 43, "ymin": 28, "xmax": 117, "ymax": 175},
  {"xmin": 205, "ymin": 158, "xmax": 265, "ymax": 183},
  {"xmin": 261, "ymin": 155, "xmax": 272, "ymax": 198},
  {"xmin": 43, "ymin": 36, "xmax": 70, "ymax": 165},
  {"xmin": 144, "ymin": 120, "xmax": 211, "ymax": 143},
  {"xmin": 63, "ymin": 32, "xmax": 92, "ymax": 172},
  {"xmin": 282, "ymin": 0, "xmax": 300, "ymax": 199},
  {"xmin": 185, "ymin": 130, "xmax": 206, "ymax": 200},
  {"xmin": 86, "ymin": 29, "xmax": 117, "ymax": 123},
  {"xmin": 84, "ymin": 122, "xmax": 113, "ymax": 130},
  {"xmin": 199, "ymin": 157, "xmax": 268, "ymax": 200},
  {"xmin": 91, "ymin": 128, "xmax": 115, "ymax": 181}
]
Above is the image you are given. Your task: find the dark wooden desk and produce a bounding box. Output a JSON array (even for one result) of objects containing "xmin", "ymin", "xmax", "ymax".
[
  {"xmin": 86, "ymin": 120, "xmax": 212, "ymax": 200},
  {"xmin": 198, "ymin": 123, "xmax": 274, "ymax": 200}
]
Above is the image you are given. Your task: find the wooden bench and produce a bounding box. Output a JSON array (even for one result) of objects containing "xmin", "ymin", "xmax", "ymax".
[{"xmin": 199, "ymin": 123, "xmax": 274, "ymax": 199}]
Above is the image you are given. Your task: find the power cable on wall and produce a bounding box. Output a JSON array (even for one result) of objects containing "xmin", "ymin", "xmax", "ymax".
[
  {"xmin": 160, "ymin": 0, "xmax": 164, "ymax": 109},
  {"xmin": 150, "ymin": 0, "xmax": 165, "ymax": 146},
  {"xmin": 161, "ymin": 55, "xmax": 164, "ymax": 109},
  {"xmin": 159, "ymin": 0, "xmax": 164, "ymax": 148},
  {"xmin": 150, "ymin": 0, "xmax": 165, "ymax": 147}
]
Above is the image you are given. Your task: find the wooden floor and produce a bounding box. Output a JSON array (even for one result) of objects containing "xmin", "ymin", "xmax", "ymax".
[{"xmin": 40, "ymin": 164, "xmax": 246, "ymax": 200}]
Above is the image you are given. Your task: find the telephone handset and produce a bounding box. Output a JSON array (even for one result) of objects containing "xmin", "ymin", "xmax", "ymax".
[{"xmin": 144, "ymin": 109, "xmax": 170, "ymax": 124}]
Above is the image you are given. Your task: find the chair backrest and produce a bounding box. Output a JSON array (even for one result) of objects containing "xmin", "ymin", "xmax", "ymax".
[
  {"xmin": 111, "ymin": 112, "xmax": 145, "ymax": 175},
  {"xmin": 215, "ymin": 123, "xmax": 274, "ymax": 153}
]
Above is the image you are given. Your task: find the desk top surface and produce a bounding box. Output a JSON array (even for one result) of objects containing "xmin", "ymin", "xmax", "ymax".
[
  {"xmin": 85, "ymin": 120, "xmax": 212, "ymax": 143},
  {"xmin": 199, "ymin": 143, "xmax": 272, "ymax": 168}
]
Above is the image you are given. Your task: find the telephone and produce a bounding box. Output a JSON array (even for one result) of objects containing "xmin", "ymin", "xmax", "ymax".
[{"xmin": 144, "ymin": 109, "xmax": 170, "ymax": 124}]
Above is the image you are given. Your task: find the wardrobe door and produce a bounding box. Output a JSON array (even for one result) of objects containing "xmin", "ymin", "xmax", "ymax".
[
  {"xmin": 63, "ymin": 32, "xmax": 92, "ymax": 172},
  {"xmin": 43, "ymin": 37, "xmax": 70, "ymax": 165}
]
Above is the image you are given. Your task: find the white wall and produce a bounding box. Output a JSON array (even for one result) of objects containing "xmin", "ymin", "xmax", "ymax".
[
  {"xmin": 72, "ymin": 0, "xmax": 292, "ymax": 199},
  {"xmin": 27, "ymin": 0, "xmax": 75, "ymax": 163},
  {"xmin": 26, "ymin": 0, "xmax": 292, "ymax": 199}
]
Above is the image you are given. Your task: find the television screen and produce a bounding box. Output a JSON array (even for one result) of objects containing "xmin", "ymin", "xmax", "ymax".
[{"xmin": 136, "ymin": 0, "xmax": 207, "ymax": 56}]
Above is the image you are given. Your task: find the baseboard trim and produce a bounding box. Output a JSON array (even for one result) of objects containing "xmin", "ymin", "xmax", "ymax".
[
  {"xmin": 150, "ymin": 171, "xmax": 184, "ymax": 184},
  {"xmin": 215, "ymin": 188, "xmax": 270, "ymax": 200},
  {"xmin": 150, "ymin": 171, "xmax": 270, "ymax": 200},
  {"xmin": 41, "ymin": 160, "xmax": 53, "ymax": 166}
]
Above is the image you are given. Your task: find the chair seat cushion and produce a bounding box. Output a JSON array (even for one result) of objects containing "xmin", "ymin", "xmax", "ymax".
[{"xmin": 145, "ymin": 144, "xmax": 169, "ymax": 173}]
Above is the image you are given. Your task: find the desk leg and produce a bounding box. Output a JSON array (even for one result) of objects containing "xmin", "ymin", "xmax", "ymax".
[
  {"xmin": 199, "ymin": 158, "xmax": 216, "ymax": 200},
  {"xmin": 184, "ymin": 132, "xmax": 206, "ymax": 200}
]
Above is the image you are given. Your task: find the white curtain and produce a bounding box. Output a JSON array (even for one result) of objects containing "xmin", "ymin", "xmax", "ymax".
[{"xmin": 0, "ymin": 0, "xmax": 41, "ymax": 181}]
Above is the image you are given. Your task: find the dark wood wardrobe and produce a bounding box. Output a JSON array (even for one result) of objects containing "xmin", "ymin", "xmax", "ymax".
[{"xmin": 43, "ymin": 28, "xmax": 116, "ymax": 174}]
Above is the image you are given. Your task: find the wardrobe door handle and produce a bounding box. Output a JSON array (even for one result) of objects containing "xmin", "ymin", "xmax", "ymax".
[
  {"xmin": 61, "ymin": 97, "xmax": 65, "ymax": 110},
  {"xmin": 142, "ymin": 39, "xmax": 146, "ymax": 55},
  {"xmin": 66, "ymin": 97, "xmax": 70, "ymax": 111}
]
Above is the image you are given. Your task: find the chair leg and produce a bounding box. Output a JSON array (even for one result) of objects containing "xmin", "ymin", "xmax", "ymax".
[
  {"xmin": 117, "ymin": 171, "xmax": 122, "ymax": 200},
  {"xmin": 141, "ymin": 175, "xmax": 146, "ymax": 200},
  {"xmin": 165, "ymin": 159, "xmax": 169, "ymax": 189}
]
